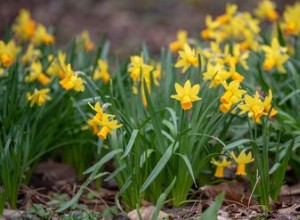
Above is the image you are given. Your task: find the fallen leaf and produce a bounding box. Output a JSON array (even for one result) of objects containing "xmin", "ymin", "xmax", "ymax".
[{"xmin": 127, "ymin": 205, "xmax": 171, "ymax": 220}]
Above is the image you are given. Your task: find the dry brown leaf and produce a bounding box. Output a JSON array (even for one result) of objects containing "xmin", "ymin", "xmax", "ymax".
[{"xmin": 127, "ymin": 205, "xmax": 171, "ymax": 220}]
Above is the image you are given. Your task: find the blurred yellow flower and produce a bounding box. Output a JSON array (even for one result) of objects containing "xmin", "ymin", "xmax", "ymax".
[
  {"xmin": 152, "ymin": 62, "xmax": 161, "ymax": 86},
  {"xmin": 224, "ymin": 44, "xmax": 249, "ymax": 70},
  {"xmin": 216, "ymin": 4, "xmax": 237, "ymax": 25},
  {"xmin": 175, "ymin": 44, "xmax": 199, "ymax": 73},
  {"xmin": 25, "ymin": 61, "xmax": 51, "ymax": 85},
  {"xmin": 128, "ymin": 55, "xmax": 153, "ymax": 82},
  {"xmin": 12, "ymin": 9, "xmax": 36, "ymax": 41},
  {"xmin": 255, "ymin": 0, "xmax": 278, "ymax": 22},
  {"xmin": 31, "ymin": 24, "xmax": 55, "ymax": 45},
  {"xmin": 169, "ymin": 30, "xmax": 188, "ymax": 52},
  {"xmin": 171, "ymin": 80, "xmax": 201, "ymax": 110},
  {"xmin": 282, "ymin": 3, "xmax": 300, "ymax": 36},
  {"xmin": 219, "ymin": 80, "xmax": 246, "ymax": 113},
  {"xmin": 22, "ymin": 44, "xmax": 41, "ymax": 64},
  {"xmin": 263, "ymin": 89, "xmax": 277, "ymax": 118},
  {"xmin": 0, "ymin": 40, "xmax": 20, "ymax": 68},
  {"xmin": 211, "ymin": 157, "xmax": 231, "ymax": 178},
  {"xmin": 262, "ymin": 38, "xmax": 289, "ymax": 73},
  {"xmin": 78, "ymin": 30, "xmax": 95, "ymax": 52},
  {"xmin": 93, "ymin": 59, "xmax": 110, "ymax": 83},
  {"xmin": 47, "ymin": 52, "xmax": 67, "ymax": 78},
  {"xmin": 27, "ymin": 88, "xmax": 51, "ymax": 107},
  {"xmin": 231, "ymin": 151, "xmax": 254, "ymax": 176},
  {"xmin": 203, "ymin": 63, "xmax": 231, "ymax": 88}
]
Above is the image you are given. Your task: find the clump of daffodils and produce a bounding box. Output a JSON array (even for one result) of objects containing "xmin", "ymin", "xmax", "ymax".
[
  {"xmin": 239, "ymin": 90, "xmax": 277, "ymax": 123},
  {"xmin": 88, "ymin": 102, "xmax": 122, "ymax": 140},
  {"xmin": 12, "ymin": 9, "xmax": 55, "ymax": 45}
]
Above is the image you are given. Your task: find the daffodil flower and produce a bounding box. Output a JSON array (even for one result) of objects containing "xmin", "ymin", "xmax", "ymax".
[
  {"xmin": 262, "ymin": 38, "xmax": 289, "ymax": 73},
  {"xmin": 254, "ymin": 0, "xmax": 278, "ymax": 22},
  {"xmin": 27, "ymin": 88, "xmax": 51, "ymax": 107},
  {"xmin": 175, "ymin": 44, "xmax": 199, "ymax": 73},
  {"xmin": 12, "ymin": 9, "xmax": 36, "ymax": 41},
  {"xmin": 219, "ymin": 80, "xmax": 246, "ymax": 113},
  {"xmin": 93, "ymin": 59, "xmax": 110, "ymax": 83},
  {"xmin": 59, "ymin": 64, "xmax": 85, "ymax": 92},
  {"xmin": 169, "ymin": 30, "xmax": 188, "ymax": 52},
  {"xmin": 171, "ymin": 80, "xmax": 201, "ymax": 110},
  {"xmin": 231, "ymin": 151, "xmax": 254, "ymax": 176},
  {"xmin": 211, "ymin": 157, "xmax": 231, "ymax": 178},
  {"xmin": 94, "ymin": 114, "xmax": 123, "ymax": 140},
  {"xmin": 238, "ymin": 91, "xmax": 265, "ymax": 123}
]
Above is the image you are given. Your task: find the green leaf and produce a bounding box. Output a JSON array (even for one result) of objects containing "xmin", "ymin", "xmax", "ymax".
[
  {"xmin": 176, "ymin": 153, "xmax": 197, "ymax": 186},
  {"xmin": 121, "ymin": 129, "xmax": 139, "ymax": 159},
  {"xmin": 225, "ymin": 139, "xmax": 254, "ymax": 150},
  {"xmin": 271, "ymin": 138, "xmax": 294, "ymax": 200},
  {"xmin": 151, "ymin": 177, "xmax": 176, "ymax": 220},
  {"xmin": 104, "ymin": 164, "xmax": 126, "ymax": 182},
  {"xmin": 140, "ymin": 142, "xmax": 178, "ymax": 193},
  {"xmin": 198, "ymin": 192, "xmax": 225, "ymax": 220},
  {"xmin": 84, "ymin": 149, "xmax": 123, "ymax": 174}
]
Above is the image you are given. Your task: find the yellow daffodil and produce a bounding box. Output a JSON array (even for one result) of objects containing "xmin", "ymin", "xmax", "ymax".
[
  {"xmin": 219, "ymin": 80, "xmax": 246, "ymax": 113},
  {"xmin": 216, "ymin": 4, "xmax": 237, "ymax": 25},
  {"xmin": 93, "ymin": 59, "xmax": 110, "ymax": 83},
  {"xmin": 224, "ymin": 44, "xmax": 249, "ymax": 70},
  {"xmin": 169, "ymin": 30, "xmax": 188, "ymax": 52},
  {"xmin": 175, "ymin": 44, "xmax": 199, "ymax": 73},
  {"xmin": 211, "ymin": 157, "xmax": 231, "ymax": 178},
  {"xmin": 31, "ymin": 24, "xmax": 55, "ymax": 45},
  {"xmin": 262, "ymin": 38, "xmax": 289, "ymax": 73},
  {"xmin": 22, "ymin": 44, "xmax": 41, "ymax": 64},
  {"xmin": 171, "ymin": 80, "xmax": 201, "ymax": 110},
  {"xmin": 78, "ymin": 30, "xmax": 95, "ymax": 52},
  {"xmin": 203, "ymin": 63, "xmax": 231, "ymax": 88},
  {"xmin": 152, "ymin": 62, "xmax": 161, "ymax": 86},
  {"xmin": 228, "ymin": 62, "xmax": 244, "ymax": 82},
  {"xmin": 282, "ymin": 3, "xmax": 300, "ymax": 36},
  {"xmin": 201, "ymin": 16, "xmax": 220, "ymax": 40},
  {"xmin": 94, "ymin": 114, "xmax": 123, "ymax": 140},
  {"xmin": 88, "ymin": 101, "xmax": 111, "ymax": 122},
  {"xmin": 59, "ymin": 64, "xmax": 85, "ymax": 92},
  {"xmin": 87, "ymin": 119, "xmax": 99, "ymax": 134},
  {"xmin": 47, "ymin": 52, "xmax": 67, "ymax": 78},
  {"xmin": 12, "ymin": 9, "xmax": 36, "ymax": 41},
  {"xmin": 27, "ymin": 88, "xmax": 51, "ymax": 107},
  {"xmin": 263, "ymin": 89, "xmax": 277, "ymax": 118},
  {"xmin": 255, "ymin": 0, "xmax": 278, "ymax": 22},
  {"xmin": 231, "ymin": 151, "xmax": 254, "ymax": 176},
  {"xmin": 0, "ymin": 40, "xmax": 21, "ymax": 68},
  {"xmin": 128, "ymin": 55, "xmax": 153, "ymax": 82},
  {"xmin": 25, "ymin": 61, "xmax": 51, "ymax": 85},
  {"xmin": 238, "ymin": 91, "xmax": 265, "ymax": 123}
]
